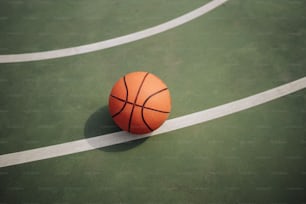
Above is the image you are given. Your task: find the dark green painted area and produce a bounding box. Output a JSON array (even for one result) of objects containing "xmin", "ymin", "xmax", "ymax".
[
  {"xmin": 0, "ymin": 0, "xmax": 305, "ymax": 203},
  {"xmin": 0, "ymin": 0, "xmax": 208, "ymax": 53}
]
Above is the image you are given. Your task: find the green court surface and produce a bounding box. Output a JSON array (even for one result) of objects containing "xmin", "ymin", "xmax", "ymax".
[{"xmin": 0, "ymin": 0, "xmax": 306, "ymax": 203}]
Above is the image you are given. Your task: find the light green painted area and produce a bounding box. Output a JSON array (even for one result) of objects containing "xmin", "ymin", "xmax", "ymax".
[{"xmin": 0, "ymin": 0, "xmax": 305, "ymax": 203}]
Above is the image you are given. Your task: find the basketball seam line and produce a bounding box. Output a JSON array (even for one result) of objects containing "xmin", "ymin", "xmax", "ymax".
[
  {"xmin": 110, "ymin": 94, "xmax": 170, "ymax": 114},
  {"xmin": 128, "ymin": 72, "xmax": 150, "ymax": 132},
  {"xmin": 141, "ymin": 88, "xmax": 169, "ymax": 131},
  {"xmin": 111, "ymin": 76, "xmax": 129, "ymax": 118}
]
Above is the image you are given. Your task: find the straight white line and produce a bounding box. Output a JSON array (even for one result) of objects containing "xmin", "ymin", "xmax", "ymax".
[
  {"xmin": 0, "ymin": 0, "xmax": 229, "ymax": 63},
  {"xmin": 0, "ymin": 77, "xmax": 305, "ymax": 168}
]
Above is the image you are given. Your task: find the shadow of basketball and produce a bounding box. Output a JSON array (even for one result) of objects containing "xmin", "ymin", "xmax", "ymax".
[{"xmin": 84, "ymin": 106, "xmax": 148, "ymax": 152}]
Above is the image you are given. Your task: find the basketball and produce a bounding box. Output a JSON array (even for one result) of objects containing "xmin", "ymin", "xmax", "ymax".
[{"xmin": 108, "ymin": 71, "xmax": 171, "ymax": 134}]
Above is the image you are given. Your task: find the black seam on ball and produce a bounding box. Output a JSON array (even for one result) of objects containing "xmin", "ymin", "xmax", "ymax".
[
  {"xmin": 111, "ymin": 76, "xmax": 129, "ymax": 118},
  {"xmin": 128, "ymin": 72, "xmax": 149, "ymax": 132},
  {"xmin": 141, "ymin": 87, "xmax": 169, "ymax": 132},
  {"xmin": 111, "ymin": 95, "xmax": 170, "ymax": 114}
]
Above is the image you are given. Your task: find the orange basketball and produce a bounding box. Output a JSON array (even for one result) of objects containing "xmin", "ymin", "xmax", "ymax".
[{"xmin": 109, "ymin": 71, "xmax": 171, "ymax": 134}]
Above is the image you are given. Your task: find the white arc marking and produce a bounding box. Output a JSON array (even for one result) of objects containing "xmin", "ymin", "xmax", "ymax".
[
  {"xmin": 0, "ymin": 77, "xmax": 305, "ymax": 168},
  {"xmin": 0, "ymin": 0, "xmax": 229, "ymax": 63}
]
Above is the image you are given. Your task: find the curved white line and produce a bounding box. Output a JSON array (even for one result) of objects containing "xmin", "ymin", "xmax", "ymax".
[
  {"xmin": 0, "ymin": 0, "xmax": 229, "ymax": 63},
  {"xmin": 0, "ymin": 77, "xmax": 305, "ymax": 168}
]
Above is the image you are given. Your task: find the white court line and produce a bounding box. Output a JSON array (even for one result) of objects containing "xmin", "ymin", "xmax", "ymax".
[
  {"xmin": 0, "ymin": 0, "xmax": 229, "ymax": 63},
  {"xmin": 0, "ymin": 77, "xmax": 305, "ymax": 168}
]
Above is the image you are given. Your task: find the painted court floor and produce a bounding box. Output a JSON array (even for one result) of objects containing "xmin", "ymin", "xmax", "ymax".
[{"xmin": 0, "ymin": 0, "xmax": 305, "ymax": 203}]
